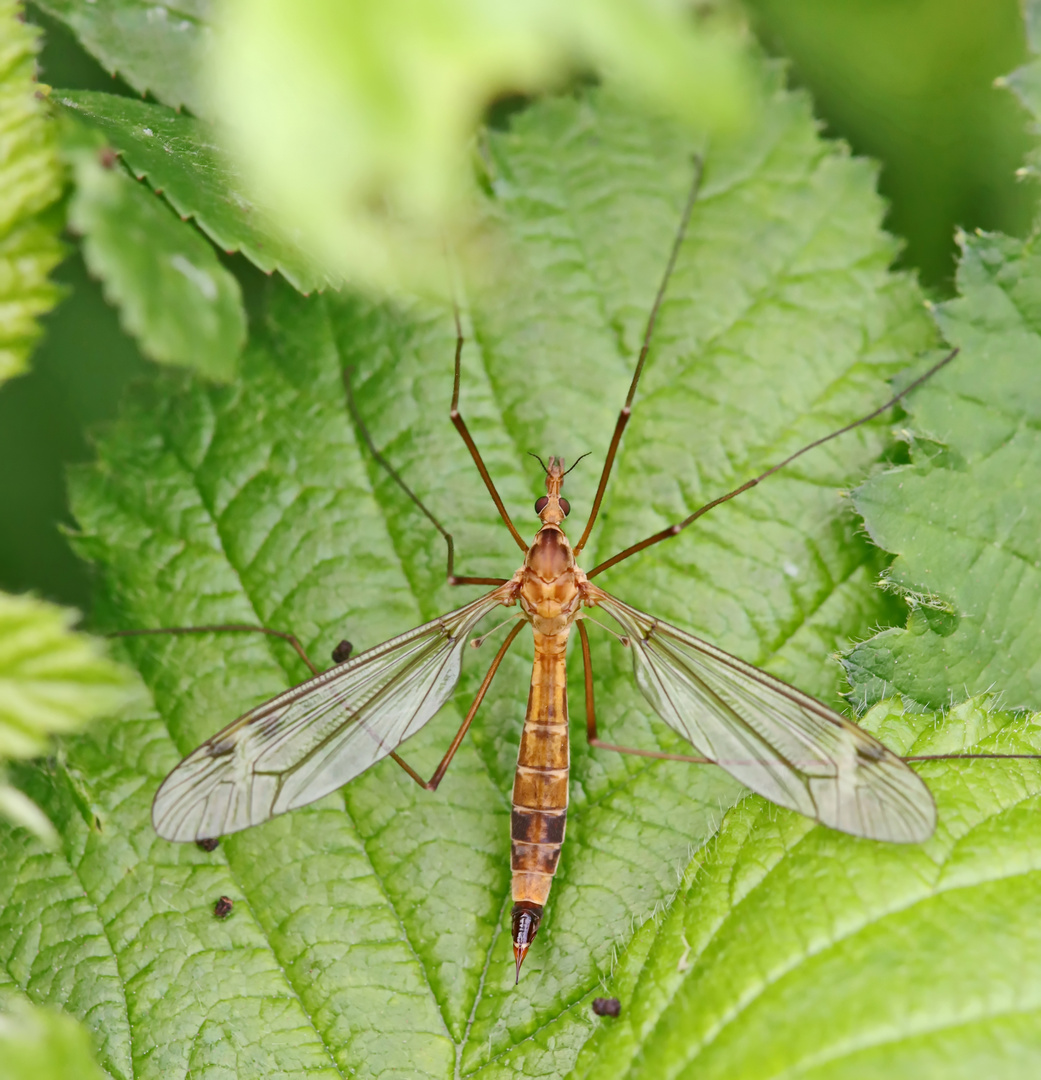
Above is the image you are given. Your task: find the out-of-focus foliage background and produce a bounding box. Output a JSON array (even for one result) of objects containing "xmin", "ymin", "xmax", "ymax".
[
  {"xmin": 2, "ymin": 0, "xmax": 1032, "ymax": 613},
  {"xmin": 5, "ymin": 3, "xmax": 1041, "ymax": 1073}
]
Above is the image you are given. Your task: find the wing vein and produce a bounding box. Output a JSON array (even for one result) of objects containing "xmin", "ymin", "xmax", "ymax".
[
  {"xmin": 587, "ymin": 585, "xmax": 936, "ymax": 843},
  {"xmin": 152, "ymin": 587, "xmax": 511, "ymax": 841}
]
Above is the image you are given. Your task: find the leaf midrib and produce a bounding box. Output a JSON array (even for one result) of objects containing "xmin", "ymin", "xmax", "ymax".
[{"xmin": 123, "ymin": 353, "xmax": 405, "ymax": 1078}]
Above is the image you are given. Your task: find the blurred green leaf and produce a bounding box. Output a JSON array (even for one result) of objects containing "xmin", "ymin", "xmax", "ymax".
[
  {"xmin": 0, "ymin": 994, "xmax": 108, "ymax": 1080},
  {"xmin": 62, "ymin": 121, "xmax": 245, "ymax": 380},
  {"xmin": 32, "ymin": 0, "xmax": 211, "ymax": 115},
  {"xmin": 570, "ymin": 695, "xmax": 1041, "ymax": 1080},
  {"xmin": 0, "ymin": 78, "xmax": 947, "ymax": 1076},
  {"xmin": 210, "ymin": 0, "xmax": 756, "ymax": 294},
  {"xmin": 845, "ymin": 227, "xmax": 1041, "ymax": 713},
  {"xmin": 1002, "ymin": 0, "xmax": 1041, "ymax": 186},
  {"xmin": 0, "ymin": 590, "xmax": 133, "ymax": 842},
  {"xmin": 39, "ymin": 0, "xmax": 755, "ymax": 296},
  {"xmin": 749, "ymin": 0, "xmax": 1034, "ymax": 291},
  {"xmin": 0, "ymin": 785, "xmax": 59, "ymax": 845},
  {"xmin": 58, "ymin": 90, "xmax": 337, "ymax": 294},
  {"xmin": 1026, "ymin": 0, "xmax": 1041, "ymax": 54},
  {"xmin": 0, "ymin": 0, "xmax": 63, "ymax": 385},
  {"xmin": 0, "ymin": 591, "xmax": 130, "ymax": 759}
]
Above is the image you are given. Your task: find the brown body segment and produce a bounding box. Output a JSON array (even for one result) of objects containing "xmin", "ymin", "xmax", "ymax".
[{"xmin": 511, "ymin": 632, "xmax": 570, "ymax": 899}]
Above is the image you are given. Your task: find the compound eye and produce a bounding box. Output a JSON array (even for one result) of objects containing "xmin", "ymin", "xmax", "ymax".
[
  {"xmin": 558, "ymin": 497, "xmax": 571, "ymax": 516},
  {"xmin": 534, "ymin": 496, "xmax": 550, "ymax": 514}
]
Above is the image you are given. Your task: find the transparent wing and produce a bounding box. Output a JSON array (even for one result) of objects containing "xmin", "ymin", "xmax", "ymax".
[
  {"xmin": 152, "ymin": 588, "xmax": 510, "ymax": 842},
  {"xmin": 589, "ymin": 587, "xmax": 936, "ymax": 843}
]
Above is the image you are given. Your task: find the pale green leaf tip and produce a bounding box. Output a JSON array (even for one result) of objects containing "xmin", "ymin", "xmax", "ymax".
[
  {"xmin": 1024, "ymin": 0, "xmax": 1041, "ymax": 54},
  {"xmin": 0, "ymin": 995, "xmax": 108, "ymax": 1080},
  {"xmin": 0, "ymin": 591, "xmax": 138, "ymax": 767},
  {"xmin": 0, "ymin": 783, "xmax": 59, "ymax": 848},
  {"xmin": 0, "ymin": 0, "xmax": 65, "ymax": 388}
]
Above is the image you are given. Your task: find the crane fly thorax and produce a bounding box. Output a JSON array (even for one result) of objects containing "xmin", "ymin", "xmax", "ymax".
[
  {"xmin": 518, "ymin": 526, "xmax": 584, "ymax": 637},
  {"xmin": 515, "ymin": 455, "xmax": 586, "ymax": 637},
  {"xmin": 526, "ymin": 523, "xmax": 574, "ymax": 580}
]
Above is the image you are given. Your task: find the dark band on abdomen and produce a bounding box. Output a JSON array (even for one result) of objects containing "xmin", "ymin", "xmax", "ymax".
[{"xmin": 511, "ymin": 633, "xmax": 570, "ymax": 910}]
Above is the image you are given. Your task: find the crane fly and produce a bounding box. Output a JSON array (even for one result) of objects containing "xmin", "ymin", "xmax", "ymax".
[{"xmin": 119, "ymin": 158, "xmax": 1036, "ymax": 983}]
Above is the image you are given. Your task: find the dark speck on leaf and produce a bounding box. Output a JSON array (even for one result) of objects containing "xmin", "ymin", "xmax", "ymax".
[
  {"xmin": 196, "ymin": 838, "xmax": 219, "ymax": 852},
  {"xmin": 213, "ymin": 896, "xmax": 233, "ymax": 919},
  {"xmin": 592, "ymin": 997, "xmax": 621, "ymax": 1017}
]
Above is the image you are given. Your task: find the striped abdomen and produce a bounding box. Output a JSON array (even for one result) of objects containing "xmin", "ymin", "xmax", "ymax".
[{"xmin": 511, "ymin": 629, "xmax": 569, "ymax": 972}]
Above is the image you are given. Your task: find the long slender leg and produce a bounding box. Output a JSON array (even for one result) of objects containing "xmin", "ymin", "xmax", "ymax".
[
  {"xmin": 903, "ymin": 752, "xmax": 1041, "ymax": 761},
  {"xmin": 449, "ymin": 306, "xmax": 528, "ymax": 553},
  {"xmin": 575, "ymin": 623, "xmax": 1041, "ymax": 766},
  {"xmin": 587, "ymin": 346, "xmax": 961, "ymax": 579},
  {"xmin": 576, "ymin": 621, "xmax": 711, "ymax": 764},
  {"xmin": 575, "ymin": 627, "xmax": 1041, "ymax": 769},
  {"xmin": 574, "ymin": 156, "xmax": 705, "ymax": 556},
  {"xmin": 391, "ymin": 619, "xmax": 526, "ymax": 789},
  {"xmin": 343, "ymin": 367, "xmax": 507, "ymax": 587}
]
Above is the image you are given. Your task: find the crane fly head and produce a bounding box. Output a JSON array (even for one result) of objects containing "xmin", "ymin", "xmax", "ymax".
[
  {"xmin": 530, "ymin": 453, "xmax": 586, "ymax": 525},
  {"xmin": 535, "ymin": 457, "xmax": 569, "ymax": 524}
]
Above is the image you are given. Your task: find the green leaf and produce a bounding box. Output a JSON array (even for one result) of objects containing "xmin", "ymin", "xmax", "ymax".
[
  {"xmin": 0, "ymin": 592, "xmax": 131, "ymax": 759},
  {"xmin": 62, "ymin": 121, "xmax": 246, "ymax": 380},
  {"xmin": 57, "ymin": 90, "xmax": 337, "ymax": 294},
  {"xmin": 569, "ymin": 696, "xmax": 1041, "ymax": 1080},
  {"xmin": 845, "ymin": 7, "xmax": 1041, "ymax": 715},
  {"xmin": 0, "ymin": 785, "xmax": 59, "ymax": 846},
  {"xmin": 1024, "ymin": 0, "xmax": 1041, "ymax": 53},
  {"xmin": 208, "ymin": 0, "xmax": 756, "ymax": 293},
  {"xmin": 0, "ymin": 0, "xmax": 63, "ymax": 385},
  {"xmin": 1001, "ymin": 0, "xmax": 1041, "ymax": 181},
  {"xmin": 0, "ymin": 994, "xmax": 108, "ymax": 1080},
  {"xmin": 42, "ymin": 0, "xmax": 754, "ymax": 295},
  {"xmin": 0, "ymin": 590, "xmax": 134, "ymax": 842},
  {"xmin": 844, "ymin": 227, "xmax": 1041, "ymax": 712},
  {"xmin": 32, "ymin": 0, "xmax": 210, "ymax": 116},
  {"xmin": 13, "ymin": 81, "xmax": 936, "ymax": 1076}
]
